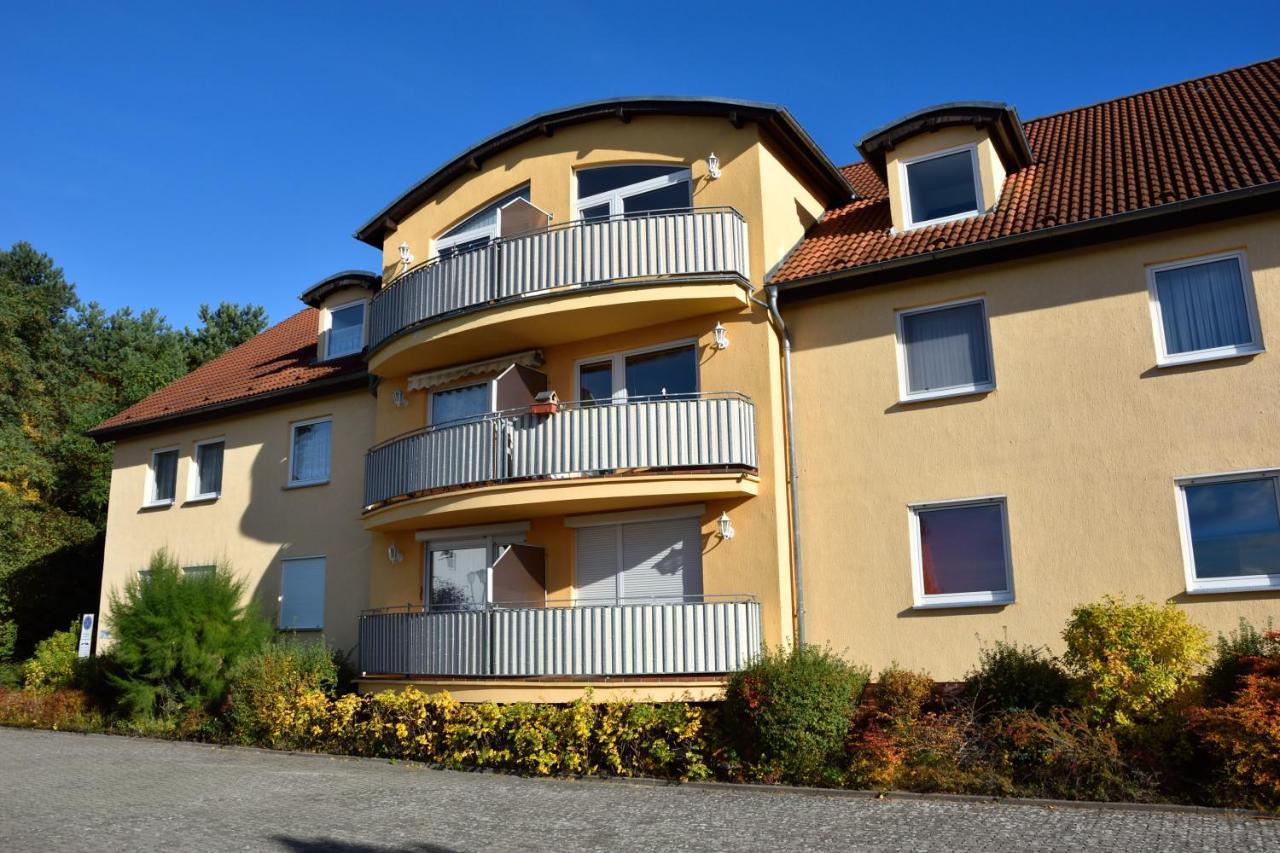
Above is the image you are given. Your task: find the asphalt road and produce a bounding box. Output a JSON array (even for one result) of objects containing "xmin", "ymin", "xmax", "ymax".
[{"xmin": 0, "ymin": 727, "xmax": 1275, "ymax": 852}]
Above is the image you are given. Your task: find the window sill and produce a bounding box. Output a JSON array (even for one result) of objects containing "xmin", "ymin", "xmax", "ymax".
[
  {"xmin": 284, "ymin": 479, "xmax": 330, "ymax": 490},
  {"xmin": 899, "ymin": 384, "xmax": 995, "ymax": 405},
  {"xmin": 897, "ymin": 209, "xmax": 983, "ymax": 234},
  {"xmin": 278, "ymin": 626, "xmax": 324, "ymax": 632},
  {"xmin": 913, "ymin": 593, "xmax": 1013, "ymax": 610},
  {"xmin": 140, "ymin": 500, "xmax": 174, "ymax": 510},
  {"xmin": 1156, "ymin": 345, "xmax": 1263, "ymax": 368},
  {"xmin": 1186, "ymin": 577, "xmax": 1280, "ymax": 595},
  {"xmin": 183, "ymin": 495, "xmax": 220, "ymax": 506}
]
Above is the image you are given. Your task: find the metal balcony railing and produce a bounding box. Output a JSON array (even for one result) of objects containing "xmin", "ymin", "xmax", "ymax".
[
  {"xmin": 358, "ymin": 596, "xmax": 762, "ymax": 678},
  {"xmin": 363, "ymin": 392, "xmax": 757, "ymax": 509},
  {"xmin": 369, "ymin": 206, "xmax": 750, "ymax": 351}
]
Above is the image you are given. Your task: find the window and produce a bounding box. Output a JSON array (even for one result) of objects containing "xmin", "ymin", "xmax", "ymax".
[
  {"xmin": 1147, "ymin": 252, "xmax": 1263, "ymax": 366},
  {"xmin": 423, "ymin": 528, "xmax": 530, "ymax": 610},
  {"xmin": 324, "ymin": 301, "xmax": 366, "ymax": 359},
  {"xmin": 901, "ymin": 145, "xmax": 982, "ymax": 229},
  {"xmin": 189, "ymin": 439, "xmax": 224, "ymax": 501},
  {"xmin": 183, "ymin": 565, "xmax": 215, "ymax": 579},
  {"xmin": 279, "ymin": 557, "xmax": 326, "ymax": 630},
  {"xmin": 909, "ymin": 497, "xmax": 1013, "ymax": 608},
  {"xmin": 145, "ymin": 447, "xmax": 179, "ymax": 507},
  {"xmin": 429, "ymin": 381, "xmax": 492, "ymax": 425},
  {"xmin": 576, "ymin": 342, "xmax": 698, "ymax": 403},
  {"xmin": 435, "ymin": 186, "xmax": 531, "ymax": 258},
  {"xmin": 896, "ymin": 298, "xmax": 995, "ymax": 401},
  {"xmin": 1177, "ymin": 470, "xmax": 1280, "ymax": 594},
  {"xmin": 288, "ymin": 418, "xmax": 331, "ymax": 486},
  {"xmin": 570, "ymin": 508, "xmax": 704, "ymax": 605},
  {"xmin": 575, "ymin": 165, "xmax": 692, "ymax": 222}
]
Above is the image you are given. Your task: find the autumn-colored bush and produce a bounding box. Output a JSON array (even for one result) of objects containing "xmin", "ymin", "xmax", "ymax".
[
  {"xmin": 1062, "ymin": 596, "xmax": 1209, "ymax": 727},
  {"xmin": 222, "ymin": 639, "xmax": 339, "ymax": 746},
  {"xmin": 0, "ymin": 687, "xmax": 103, "ymax": 732},
  {"xmin": 1204, "ymin": 618, "xmax": 1279, "ymax": 705},
  {"xmin": 1192, "ymin": 634, "xmax": 1280, "ymax": 811}
]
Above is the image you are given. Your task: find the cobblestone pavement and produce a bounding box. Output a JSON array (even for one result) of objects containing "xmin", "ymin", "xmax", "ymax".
[{"xmin": 1, "ymin": 728, "xmax": 1276, "ymax": 852}]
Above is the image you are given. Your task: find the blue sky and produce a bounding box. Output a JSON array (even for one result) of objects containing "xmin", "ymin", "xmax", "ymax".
[{"xmin": 2, "ymin": 1, "xmax": 1276, "ymax": 328}]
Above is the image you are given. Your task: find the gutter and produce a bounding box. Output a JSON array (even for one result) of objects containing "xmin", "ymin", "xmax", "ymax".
[{"xmin": 757, "ymin": 288, "xmax": 807, "ymax": 647}]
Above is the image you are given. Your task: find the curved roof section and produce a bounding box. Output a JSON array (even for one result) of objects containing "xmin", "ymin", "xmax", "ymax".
[
  {"xmin": 856, "ymin": 101, "xmax": 1034, "ymax": 181},
  {"xmin": 354, "ymin": 96, "xmax": 854, "ymax": 247},
  {"xmin": 299, "ymin": 270, "xmax": 379, "ymax": 307}
]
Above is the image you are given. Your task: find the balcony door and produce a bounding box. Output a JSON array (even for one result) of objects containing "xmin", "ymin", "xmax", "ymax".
[
  {"xmin": 575, "ymin": 165, "xmax": 692, "ymax": 223},
  {"xmin": 577, "ymin": 341, "xmax": 698, "ymax": 403},
  {"xmin": 434, "ymin": 186, "xmax": 531, "ymax": 259},
  {"xmin": 424, "ymin": 530, "xmax": 540, "ymax": 610},
  {"xmin": 572, "ymin": 511, "xmax": 704, "ymax": 605}
]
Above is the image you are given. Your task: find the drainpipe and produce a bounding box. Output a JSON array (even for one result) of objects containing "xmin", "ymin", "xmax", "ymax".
[{"xmin": 759, "ymin": 286, "xmax": 806, "ymax": 648}]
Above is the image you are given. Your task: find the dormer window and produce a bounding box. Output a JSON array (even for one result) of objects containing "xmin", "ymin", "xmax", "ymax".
[
  {"xmin": 901, "ymin": 145, "xmax": 982, "ymax": 229},
  {"xmin": 436, "ymin": 186, "xmax": 531, "ymax": 259},
  {"xmin": 576, "ymin": 165, "xmax": 692, "ymax": 222},
  {"xmin": 324, "ymin": 300, "xmax": 366, "ymax": 359}
]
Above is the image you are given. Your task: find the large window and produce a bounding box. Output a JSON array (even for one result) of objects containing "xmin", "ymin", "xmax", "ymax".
[
  {"xmin": 429, "ymin": 381, "xmax": 492, "ymax": 425},
  {"xmin": 288, "ymin": 418, "xmax": 331, "ymax": 487},
  {"xmin": 571, "ymin": 509, "xmax": 704, "ymax": 605},
  {"xmin": 435, "ymin": 186, "xmax": 531, "ymax": 258},
  {"xmin": 901, "ymin": 145, "xmax": 982, "ymax": 229},
  {"xmin": 909, "ymin": 497, "xmax": 1013, "ymax": 608},
  {"xmin": 190, "ymin": 439, "xmax": 224, "ymax": 501},
  {"xmin": 1147, "ymin": 252, "xmax": 1263, "ymax": 366},
  {"xmin": 576, "ymin": 342, "xmax": 698, "ymax": 403},
  {"xmin": 423, "ymin": 527, "xmax": 531, "ymax": 610},
  {"xmin": 896, "ymin": 298, "xmax": 995, "ymax": 401},
  {"xmin": 575, "ymin": 165, "xmax": 692, "ymax": 222},
  {"xmin": 145, "ymin": 447, "xmax": 179, "ymax": 507},
  {"xmin": 324, "ymin": 300, "xmax": 366, "ymax": 359},
  {"xmin": 279, "ymin": 557, "xmax": 326, "ymax": 630},
  {"xmin": 1177, "ymin": 470, "xmax": 1280, "ymax": 594}
]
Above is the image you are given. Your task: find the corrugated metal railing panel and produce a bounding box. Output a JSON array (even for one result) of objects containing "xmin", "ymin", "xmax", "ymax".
[
  {"xmin": 359, "ymin": 600, "xmax": 762, "ymax": 678},
  {"xmin": 364, "ymin": 393, "xmax": 757, "ymax": 508},
  {"xmin": 369, "ymin": 208, "xmax": 749, "ymax": 351}
]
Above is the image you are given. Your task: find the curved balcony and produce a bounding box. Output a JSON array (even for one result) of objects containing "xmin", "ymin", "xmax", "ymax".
[
  {"xmin": 368, "ymin": 207, "xmax": 751, "ymax": 375},
  {"xmin": 363, "ymin": 393, "xmax": 757, "ymax": 525}
]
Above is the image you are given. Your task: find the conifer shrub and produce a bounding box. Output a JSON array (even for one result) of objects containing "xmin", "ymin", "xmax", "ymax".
[
  {"xmin": 106, "ymin": 550, "xmax": 269, "ymax": 720},
  {"xmin": 722, "ymin": 644, "xmax": 869, "ymax": 784}
]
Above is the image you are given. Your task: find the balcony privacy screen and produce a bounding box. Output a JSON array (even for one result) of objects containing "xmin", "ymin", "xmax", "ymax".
[
  {"xmin": 1154, "ymin": 257, "xmax": 1253, "ymax": 354},
  {"xmin": 901, "ymin": 301, "xmax": 992, "ymax": 393}
]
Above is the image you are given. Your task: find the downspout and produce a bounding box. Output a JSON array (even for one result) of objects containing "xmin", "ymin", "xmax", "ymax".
[{"xmin": 756, "ymin": 287, "xmax": 806, "ymax": 647}]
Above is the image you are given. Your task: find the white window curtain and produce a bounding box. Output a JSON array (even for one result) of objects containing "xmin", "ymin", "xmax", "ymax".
[
  {"xmin": 290, "ymin": 421, "xmax": 331, "ymax": 483},
  {"xmin": 327, "ymin": 304, "xmax": 365, "ymax": 358},
  {"xmin": 902, "ymin": 302, "xmax": 991, "ymax": 393},
  {"xmin": 196, "ymin": 442, "xmax": 223, "ymax": 496},
  {"xmin": 1155, "ymin": 257, "xmax": 1253, "ymax": 354}
]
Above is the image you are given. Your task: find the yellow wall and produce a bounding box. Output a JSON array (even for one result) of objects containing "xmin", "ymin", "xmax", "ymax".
[
  {"xmin": 786, "ymin": 212, "xmax": 1280, "ymax": 678},
  {"xmin": 884, "ymin": 125, "xmax": 1006, "ymax": 233},
  {"xmin": 97, "ymin": 390, "xmax": 375, "ymax": 652}
]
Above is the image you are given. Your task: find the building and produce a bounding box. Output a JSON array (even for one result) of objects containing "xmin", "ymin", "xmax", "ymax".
[{"xmin": 89, "ymin": 58, "xmax": 1280, "ymax": 697}]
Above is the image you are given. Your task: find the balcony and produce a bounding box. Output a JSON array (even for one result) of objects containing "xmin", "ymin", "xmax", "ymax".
[
  {"xmin": 363, "ymin": 393, "xmax": 757, "ymax": 526},
  {"xmin": 358, "ymin": 596, "xmax": 761, "ymax": 679},
  {"xmin": 368, "ymin": 207, "xmax": 751, "ymax": 374}
]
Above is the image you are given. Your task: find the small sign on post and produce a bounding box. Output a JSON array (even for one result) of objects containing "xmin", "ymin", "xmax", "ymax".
[{"xmin": 77, "ymin": 613, "xmax": 95, "ymax": 658}]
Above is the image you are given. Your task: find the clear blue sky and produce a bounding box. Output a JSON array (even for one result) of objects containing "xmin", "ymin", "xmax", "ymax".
[{"xmin": 3, "ymin": 1, "xmax": 1276, "ymax": 328}]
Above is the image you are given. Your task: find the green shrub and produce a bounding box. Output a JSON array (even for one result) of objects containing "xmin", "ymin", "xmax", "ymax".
[
  {"xmin": 965, "ymin": 641, "xmax": 1071, "ymax": 717},
  {"xmin": 722, "ymin": 644, "xmax": 869, "ymax": 784},
  {"xmin": 0, "ymin": 661, "xmax": 24, "ymax": 689},
  {"xmin": 22, "ymin": 620, "xmax": 80, "ymax": 691},
  {"xmin": 223, "ymin": 639, "xmax": 339, "ymax": 746},
  {"xmin": 1204, "ymin": 618, "xmax": 1278, "ymax": 705},
  {"xmin": 1062, "ymin": 596, "xmax": 1209, "ymax": 727},
  {"xmin": 106, "ymin": 550, "xmax": 270, "ymax": 720}
]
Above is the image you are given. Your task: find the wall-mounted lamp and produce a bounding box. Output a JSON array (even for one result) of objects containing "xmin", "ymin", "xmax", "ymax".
[
  {"xmin": 707, "ymin": 152, "xmax": 721, "ymax": 180},
  {"xmin": 717, "ymin": 511, "xmax": 735, "ymax": 540},
  {"xmin": 387, "ymin": 544, "xmax": 404, "ymax": 564},
  {"xmin": 398, "ymin": 242, "xmax": 414, "ymax": 271},
  {"xmin": 712, "ymin": 321, "xmax": 730, "ymax": 350},
  {"xmin": 391, "ymin": 388, "xmax": 409, "ymax": 408}
]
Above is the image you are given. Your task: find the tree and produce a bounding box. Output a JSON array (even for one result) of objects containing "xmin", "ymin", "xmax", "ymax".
[{"xmin": 182, "ymin": 302, "xmax": 269, "ymax": 371}]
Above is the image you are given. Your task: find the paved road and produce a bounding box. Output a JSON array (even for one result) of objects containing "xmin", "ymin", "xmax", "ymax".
[{"xmin": 1, "ymin": 728, "xmax": 1275, "ymax": 852}]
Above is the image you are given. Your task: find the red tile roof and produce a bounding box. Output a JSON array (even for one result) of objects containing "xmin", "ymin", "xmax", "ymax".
[
  {"xmin": 89, "ymin": 308, "xmax": 366, "ymax": 437},
  {"xmin": 770, "ymin": 58, "xmax": 1280, "ymax": 285}
]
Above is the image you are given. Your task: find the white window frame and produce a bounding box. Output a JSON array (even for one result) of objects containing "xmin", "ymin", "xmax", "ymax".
[
  {"xmin": 573, "ymin": 338, "xmax": 701, "ymax": 402},
  {"xmin": 426, "ymin": 378, "xmax": 497, "ymax": 425},
  {"xmin": 433, "ymin": 185, "xmax": 531, "ymax": 257},
  {"xmin": 894, "ymin": 296, "xmax": 996, "ymax": 403},
  {"xmin": 1175, "ymin": 467, "xmax": 1280, "ymax": 594},
  {"xmin": 1145, "ymin": 250, "xmax": 1264, "ymax": 368},
  {"xmin": 278, "ymin": 555, "xmax": 326, "ymax": 631},
  {"xmin": 287, "ymin": 417, "xmax": 332, "ymax": 488},
  {"xmin": 573, "ymin": 164, "xmax": 692, "ymax": 220},
  {"xmin": 143, "ymin": 446, "xmax": 180, "ymax": 508},
  {"xmin": 187, "ymin": 437, "xmax": 225, "ymax": 503},
  {"xmin": 320, "ymin": 298, "xmax": 369, "ymax": 360},
  {"xmin": 420, "ymin": 524, "xmax": 529, "ymax": 610},
  {"xmin": 908, "ymin": 495, "xmax": 1014, "ymax": 609},
  {"xmin": 899, "ymin": 143, "xmax": 984, "ymax": 231}
]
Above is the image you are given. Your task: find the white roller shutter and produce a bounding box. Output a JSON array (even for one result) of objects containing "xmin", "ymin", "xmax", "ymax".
[
  {"xmin": 574, "ymin": 523, "xmax": 619, "ymax": 603},
  {"xmin": 574, "ymin": 515, "xmax": 703, "ymax": 605}
]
